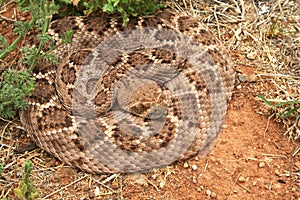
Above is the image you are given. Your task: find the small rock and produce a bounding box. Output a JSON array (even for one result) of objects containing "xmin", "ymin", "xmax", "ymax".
[
  {"xmin": 192, "ymin": 177, "xmax": 197, "ymax": 184},
  {"xmin": 275, "ymin": 169, "xmax": 280, "ymax": 176},
  {"xmin": 198, "ymin": 185, "xmax": 204, "ymax": 191},
  {"xmin": 238, "ymin": 176, "xmax": 246, "ymax": 183},
  {"xmin": 192, "ymin": 164, "xmax": 197, "ymax": 171},
  {"xmin": 183, "ymin": 162, "xmax": 189, "ymax": 168},
  {"xmin": 236, "ymin": 85, "xmax": 242, "ymax": 89},
  {"xmin": 258, "ymin": 162, "xmax": 265, "ymax": 168},
  {"xmin": 238, "ymin": 74, "xmax": 248, "ymax": 82},
  {"xmin": 211, "ymin": 192, "xmax": 217, "ymax": 198},
  {"xmin": 205, "ymin": 189, "xmax": 212, "ymax": 196}
]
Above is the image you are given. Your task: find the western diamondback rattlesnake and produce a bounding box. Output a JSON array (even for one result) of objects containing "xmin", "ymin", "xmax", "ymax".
[{"xmin": 20, "ymin": 11, "xmax": 235, "ymax": 173}]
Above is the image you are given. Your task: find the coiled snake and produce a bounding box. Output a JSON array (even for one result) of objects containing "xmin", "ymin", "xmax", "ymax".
[{"xmin": 20, "ymin": 11, "xmax": 235, "ymax": 173}]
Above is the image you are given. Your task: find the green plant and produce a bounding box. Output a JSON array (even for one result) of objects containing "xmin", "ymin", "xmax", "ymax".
[
  {"xmin": 82, "ymin": 0, "xmax": 166, "ymax": 26},
  {"xmin": 0, "ymin": 0, "xmax": 73, "ymax": 119},
  {"xmin": 0, "ymin": 0, "xmax": 59, "ymax": 119},
  {"xmin": 0, "ymin": 0, "xmax": 163, "ymax": 119},
  {"xmin": 258, "ymin": 94, "xmax": 300, "ymax": 119},
  {"xmin": 14, "ymin": 160, "xmax": 40, "ymax": 200},
  {"xmin": 0, "ymin": 163, "xmax": 3, "ymax": 175},
  {"xmin": 0, "ymin": 70, "xmax": 36, "ymax": 119},
  {"xmin": 0, "ymin": 0, "xmax": 59, "ymax": 61}
]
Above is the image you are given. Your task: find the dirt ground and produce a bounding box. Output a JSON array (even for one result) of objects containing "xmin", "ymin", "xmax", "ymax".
[{"xmin": 0, "ymin": 1, "xmax": 299, "ymax": 199}]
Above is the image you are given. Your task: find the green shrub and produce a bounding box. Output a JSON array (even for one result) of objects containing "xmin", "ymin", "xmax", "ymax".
[{"xmin": 14, "ymin": 160, "xmax": 40, "ymax": 200}]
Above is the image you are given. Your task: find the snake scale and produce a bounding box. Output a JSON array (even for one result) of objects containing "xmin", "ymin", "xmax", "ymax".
[{"xmin": 20, "ymin": 11, "xmax": 235, "ymax": 173}]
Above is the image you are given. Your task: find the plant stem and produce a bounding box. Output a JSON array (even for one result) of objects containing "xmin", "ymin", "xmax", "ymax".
[
  {"xmin": 29, "ymin": 15, "xmax": 52, "ymax": 70},
  {"xmin": 0, "ymin": 17, "xmax": 37, "ymax": 59}
]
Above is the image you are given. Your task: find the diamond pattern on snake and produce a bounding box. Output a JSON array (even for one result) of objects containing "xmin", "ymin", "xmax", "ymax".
[{"xmin": 20, "ymin": 11, "xmax": 235, "ymax": 173}]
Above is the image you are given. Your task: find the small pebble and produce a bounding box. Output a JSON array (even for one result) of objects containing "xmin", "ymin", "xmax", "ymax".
[
  {"xmin": 192, "ymin": 177, "xmax": 197, "ymax": 184},
  {"xmin": 183, "ymin": 162, "xmax": 189, "ymax": 168},
  {"xmin": 238, "ymin": 176, "xmax": 246, "ymax": 183},
  {"xmin": 275, "ymin": 169, "xmax": 280, "ymax": 176},
  {"xmin": 205, "ymin": 189, "xmax": 212, "ymax": 196},
  {"xmin": 258, "ymin": 162, "xmax": 265, "ymax": 168},
  {"xmin": 238, "ymin": 74, "xmax": 248, "ymax": 82},
  {"xmin": 211, "ymin": 192, "xmax": 217, "ymax": 198},
  {"xmin": 198, "ymin": 185, "xmax": 204, "ymax": 191},
  {"xmin": 192, "ymin": 164, "xmax": 197, "ymax": 171}
]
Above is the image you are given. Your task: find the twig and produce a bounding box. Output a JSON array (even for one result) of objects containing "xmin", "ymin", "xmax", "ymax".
[
  {"xmin": 213, "ymin": 5, "xmax": 221, "ymax": 38},
  {"xmin": 92, "ymin": 176, "xmax": 116, "ymax": 191},
  {"xmin": 292, "ymin": 145, "xmax": 300, "ymax": 157},
  {"xmin": 42, "ymin": 174, "xmax": 88, "ymax": 199},
  {"xmin": 237, "ymin": 183, "xmax": 251, "ymax": 193},
  {"xmin": 0, "ymin": 14, "xmax": 17, "ymax": 22},
  {"xmin": 262, "ymin": 153, "xmax": 287, "ymax": 158},
  {"xmin": 143, "ymin": 174, "xmax": 160, "ymax": 191},
  {"xmin": 264, "ymin": 113, "xmax": 275, "ymax": 137},
  {"xmin": 102, "ymin": 174, "xmax": 119, "ymax": 184}
]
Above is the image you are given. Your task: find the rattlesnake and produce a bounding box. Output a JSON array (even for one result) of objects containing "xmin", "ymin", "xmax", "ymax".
[{"xmin": 20, "ymin": 11, "xmax": 235, "ymax": 173}]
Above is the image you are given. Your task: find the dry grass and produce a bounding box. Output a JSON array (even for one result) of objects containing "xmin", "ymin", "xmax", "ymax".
[
  {"xmin": 0, "ymin": 0, "xmax": 299, "ymax": 199},
  {"xmin": 170, "ymin": 0, "xmax": 300, "ymax": 147}
]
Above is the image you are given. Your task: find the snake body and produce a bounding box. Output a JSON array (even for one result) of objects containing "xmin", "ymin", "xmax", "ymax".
[{"xmin": 20, "ymin": 11, "xmax": 235, "ymax": 173}]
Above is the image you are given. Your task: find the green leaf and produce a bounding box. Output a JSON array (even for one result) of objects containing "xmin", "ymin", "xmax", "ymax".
[
  {"xmin": 0, "ymin": 34, "xmax": 7, "ymax": 48},
  {"xmin": 257, "ymin": 94, "xmax": 272, "ymax": 107},
  {"xmin": 60, "ymin": 30, "xmax": 74, "ymax": 44},
  {"xmin": 0, "ymin": 164, "xmax": 3, "ymax": 175}
]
